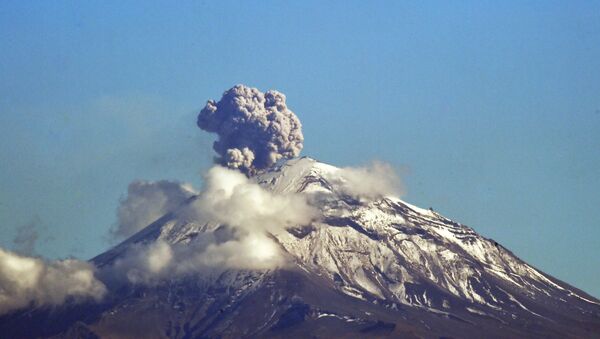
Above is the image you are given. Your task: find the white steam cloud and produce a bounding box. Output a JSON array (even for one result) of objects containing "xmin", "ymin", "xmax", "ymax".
[
  {"xmin": 197, "ymin": 85, "xmax": 304, "ymax": 175},
  {"xmin": 185, "ymin": 166, "xmax": 317, "ymax": 233},
  {"xmin": 107, "ymin": 240, "xmax": 174, "ymax": 285},
  {"xmin": 180, "ymin": 234, "xmax": 283, "ymax": 270},
  {"xmin": 105, "ymin": 162, "xmax": 400, "ymax": 286},
  {"xmin": 327, "ymin": 161, "xmax": 404, "ymax": 200},
  {"xmin": 0, "ymin": 248, "xmax": 106, "ymax": 315},
  {"xmin": 109, "ymin": 234, "xmax": 284, "ymax": 286},
  {"xmin": 111, "ymin": 180, "xmax": 197, "ymax": 240},
  {"xmin": 108, "ymin": 166, "xmax": 318, "ymax": 285}
]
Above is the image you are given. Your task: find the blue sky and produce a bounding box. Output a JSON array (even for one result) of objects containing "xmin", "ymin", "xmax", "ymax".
[{"xmin": 1, "ymin": 1, "xmax": 599, "ymax": 297}]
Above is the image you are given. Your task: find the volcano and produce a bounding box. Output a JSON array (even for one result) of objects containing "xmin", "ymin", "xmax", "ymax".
[{"xmin": 1, "ymin": 157, "xmax": 599, "ymax": 338}]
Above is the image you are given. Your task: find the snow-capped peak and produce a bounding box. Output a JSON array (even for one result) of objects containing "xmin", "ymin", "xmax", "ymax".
[
  {"xmin": 95, "ymin": 157, "xmax": 600, "ymax": 328},
  {"xmin": 22, "ymin": 156, "xmax": 598, "ymax": 339}
]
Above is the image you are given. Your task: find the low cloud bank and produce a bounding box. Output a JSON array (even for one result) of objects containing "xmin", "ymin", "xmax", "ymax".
[{"xmin": 0, "ymin": 248, "xmax": 106, "ymax": 315}]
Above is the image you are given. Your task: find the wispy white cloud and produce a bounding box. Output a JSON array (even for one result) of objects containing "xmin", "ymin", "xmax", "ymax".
[
  {"xmin": 326, "ymin": 161, "xmax": 404, "ymax": 200},
  {"xmin": 111, "ymin": 180, "xmax": 197, "ymax": 240}
]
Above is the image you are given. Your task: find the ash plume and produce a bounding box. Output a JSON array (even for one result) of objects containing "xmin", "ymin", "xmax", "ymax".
[
  {"xmin": 12, "ymin": 217, "xmax": 41, "ymax": 255},
  {"xmin": 197, "ymin": 85, "xmax": 304, "ymax": 175}
]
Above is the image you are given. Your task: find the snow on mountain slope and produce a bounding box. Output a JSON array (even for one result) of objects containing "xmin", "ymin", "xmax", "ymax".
[
  {"xmin": 110, "ymin": 156, "xmax": 599, "ymax": 320},
  {"xmin": 256, "ymin": 158, "xmax": 600, "ymax": 314},
  {"xmin": 9, "ymin": 156, "xmax": 596, "ymax": 338}
]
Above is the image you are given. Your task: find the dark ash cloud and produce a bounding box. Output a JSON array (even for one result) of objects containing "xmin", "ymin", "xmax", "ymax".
[
  {"xmin": 197, "ymin": 85, "xmax": 304, "ymax": 175},
  {"xmin": 12, "ymin": 217, "xmax": 42, "ymax": 255}
]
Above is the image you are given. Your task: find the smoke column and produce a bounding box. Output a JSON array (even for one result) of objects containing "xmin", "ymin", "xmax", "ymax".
[{"xmin": 197, "ymin": 85, "xmax": 304, "ymax": 175}]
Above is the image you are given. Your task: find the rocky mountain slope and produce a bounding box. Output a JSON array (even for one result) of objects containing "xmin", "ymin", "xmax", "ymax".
[{"xmin": 1, "ymin": 157, "xmax": 599, "ymax": 338}]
